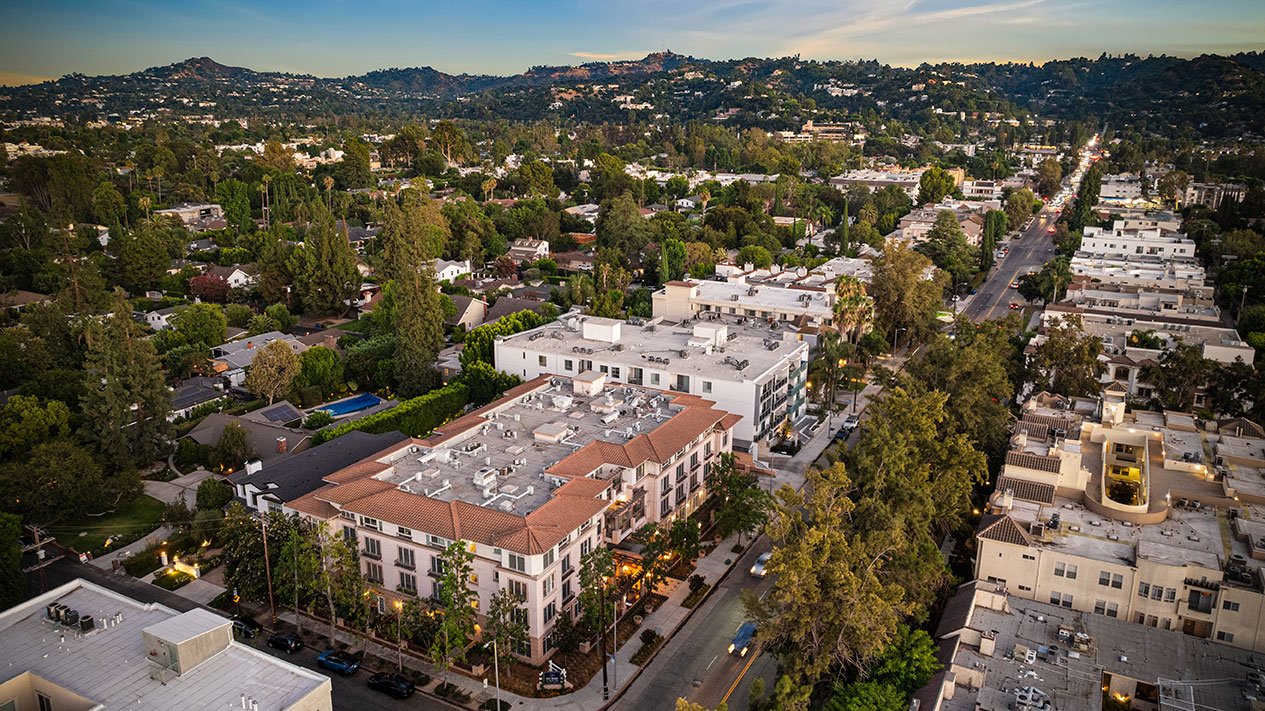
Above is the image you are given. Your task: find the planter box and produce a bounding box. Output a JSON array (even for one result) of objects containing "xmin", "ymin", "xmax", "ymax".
[
  {"xmin": 579, "ymin": 640, "xmax": 592, "ymax": 654},
  {"xmin": 471, "ymin": 663, "xmax": 485, "ymax": 675}
]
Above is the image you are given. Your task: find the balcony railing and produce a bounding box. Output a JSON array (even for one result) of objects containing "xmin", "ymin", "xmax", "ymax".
[
  {"xmin": 361, "ymin": 549, "xmax": 381, "ymax": 561},
  {"xmin": 394, "ymin": 559, "xmax": 416, "ymax": 571}
]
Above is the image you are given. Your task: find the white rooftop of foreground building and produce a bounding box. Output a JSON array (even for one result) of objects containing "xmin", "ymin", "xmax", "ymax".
[{"xmin": 0, "ymin": 579, "xmax": 331, "ymax": 710}]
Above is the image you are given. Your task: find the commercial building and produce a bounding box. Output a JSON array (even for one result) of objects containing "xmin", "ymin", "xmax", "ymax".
[
  {"xmin": 153, "ymin": 203, "xmax": 225, "ymax": 231},
  {"xmin": 1068, "ymin": 254, "xmax": 1206, "ymax": 290},
  {"xmin": 289, "ymin": 373, "xmax": 743, "ymax": 663},
  {"xmin": 1098, "ymin": 173, "xmax": 1145, "ymax": 201},
  {"xmin": 493, "ymin": 314, "xmax": 809, "ymax": 445},
  {"xmin": 1184, "ymin": 182, "xmax": 1247, "ymax": 209},
  {"xmin": 916, "ymin": 580, "xmax": 1259, "ymax": 711},
  {"xmin": 972, "ymin": 386, "xmax": 1265, "ymax": 655},
  {"xmin": 1064, "ymin": 281, "xmax": 1220, "ymax": 324},
  {"xmin": 0, "ymin": 579, "xmax": 331, "ymax": 710}
]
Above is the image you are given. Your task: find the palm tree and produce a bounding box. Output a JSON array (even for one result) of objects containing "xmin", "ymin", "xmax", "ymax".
[
  {"xmin": 323, "ymin": 176, "xmax": 334, "ymax": 211},
  {"xmin": 833, "ymin": 275, "xmax": 874, "ymax": 343},
  {"xmin": 138, "ymin": 196, "xmax": 152, "ymax": 220},
  {"xmin": 481, "ymin": 177, "xmax": 497, "ymax": 202},
  {"xmin": 698, "ymin": 189, "xmax": 711, "ymax": 216}
]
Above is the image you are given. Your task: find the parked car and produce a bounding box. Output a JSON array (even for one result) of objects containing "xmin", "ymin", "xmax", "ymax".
[
  {"xmin": 843, "ymin": 415, "xmax": 860, "ymax": 432},
  {"xmin": 367, "ymin": 672, "xmax": 415, "ymax": 699},
  {"xmin": 267, "ymin": 631, "xmax": 303, "ymax": 654},
  {"xmin": 729, "ymin": 622, "xmax": 757, "ymax": 657},
  {"xmin": 316, "ymin": 649, "xmax": 361, "ymax": 675},
  {"xmin": 833, "ymin": 428, "xmax": 850, "ymax": 442},
  {"xmin": 230, "ymin": 615, "xmax": 262, "ymax": 639},
  {"xmin": 750, "ymin": 552, "xmax": 772, "ymax": 578},
  {"xmin": 1010, "ymin": 303, "xmax": 1022, "ymax": 310}
]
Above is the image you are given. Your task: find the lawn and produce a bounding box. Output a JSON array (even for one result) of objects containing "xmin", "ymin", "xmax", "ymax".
[{"xmin": 52, "ymin": 495, "xmax": 167, "ymax": 556}]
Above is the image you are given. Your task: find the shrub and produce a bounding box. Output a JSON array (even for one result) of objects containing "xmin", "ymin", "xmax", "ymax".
[
  {"xmin": 175, "ymin": 439, "xmax": 212, "ymax": 471},
  {"xmin": 689, "ymin": 574, "xmax": 706, "ymax": 593},
  {"xmin": 195, "ymin": 478, "xmax": 234, "ymax": 511},
  {"xmin": 640, "ymin": 628, "xmax": 659, "ymax": 646},
  {"xmin": 123, "ymin": 546, "xmax": 164, "ymax": 577},
  {"xmin": 481, "ymin": 700, "xmax": 511, "ymax": 711},
  {"xmin": 154, "ymin": 570, "xmax": 195, "ymax": 590},
  {"xmin": 304, "ymin": 410, "xmax": 334, "ymax": 429},
  {"xmin": 314, "ymin": 382, "xmax": 469, "ymax": 444}
]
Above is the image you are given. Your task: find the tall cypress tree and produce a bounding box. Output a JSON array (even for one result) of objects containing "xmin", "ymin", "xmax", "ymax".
[
  {"xmin": 291, "ymin": 202, "xmax": 361, "ymax": 315},
  {"xmin": 80, "ymin": 289, "xmax": 173, "ymax": 473}
]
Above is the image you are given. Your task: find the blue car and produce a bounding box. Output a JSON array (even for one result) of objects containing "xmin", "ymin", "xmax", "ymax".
[
  {"xmin": 316, "ymin": 649, "xmax": 361, "ymax": 675},
  {"xmin": 729, "ymin": 622, "xmax": 757, "ymax": 657}
]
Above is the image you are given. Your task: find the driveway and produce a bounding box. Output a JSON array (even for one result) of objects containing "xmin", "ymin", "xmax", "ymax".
[{"xmin": 144, "ymin": 469, "xmax": 219, "ymax": 506}]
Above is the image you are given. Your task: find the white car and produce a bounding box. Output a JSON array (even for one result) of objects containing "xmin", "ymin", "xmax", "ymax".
[{"xmin": 749, "ymin": 552, "xmax": 772, "ymax": 578}]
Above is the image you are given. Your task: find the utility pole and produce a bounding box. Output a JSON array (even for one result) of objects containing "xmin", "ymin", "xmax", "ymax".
[
  {"xmin": 599, "ymin": 576, "xmax": 608, "ymax": 701},
  {"xmin": 1241, "ymin": 285, "xmax": 1249, "ymax": 319},
  {"xmin": 487, "ymin": 639, "xmax": 501, "ymax": 711},
  {"xmin": 261, "ymin": 517, "xmax": 276, "ymax": 625},
  {"xmin": 22, "ymin": 526, "xmax": 60, "ymax": 593}
]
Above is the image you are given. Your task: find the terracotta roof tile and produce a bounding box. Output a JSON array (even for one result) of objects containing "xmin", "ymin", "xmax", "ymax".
[
  {"xmin": 314, "ymin": 478, "xmax": 395, "ymax": 505},
  {"xmin": 977, "ymin": 514, "xmax": 1032, "ymax": 547},
  {"xmin": 996, "ymin": 476, "xmax": 1056, "ymax": 505},
  {"xmin": 1005, "ymin": 450, "xmax": 1062, "ymax": 474}
]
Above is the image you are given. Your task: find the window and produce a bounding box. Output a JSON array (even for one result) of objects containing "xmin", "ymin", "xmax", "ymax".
[
  {"xmin": 1094, "ymin": 600, "xmax": 1106, "ymax": 615},
  {"xmin": 580, "ymin": 538, "xmax": 592, "ymax": 557},
  {"xmin": 1111, "ymin": 573, "xmax": 1123, "ymax": 589},
  {"xmin": 1151, "ymin": 586, "xmax": 1163, "ymax": 601},
  {"xmin": 1224, "ymin": 600, "xmax": 1241, "ymax": 612},
  {"xmin": 702, "ymin": 381, "xmax": 712, "ymax": 394},
  {"xmin": 599, "ymin": 365, "xmax": 608, "ymax": 374},
  {"xmin": 37, "ymin": 694, "xmax": 52, "ymax": 711},
  {"xmin": 544, "ymin": 601, "xmax": 557, "ymax": 623},
  {"xmin": 1022, "ymin": 554, "xmax": 1035, "ymax": 561},
  {"xmin": 676, "ymin": 464, "xmax": 686, "ymax": 482},
  {"xmin": 363, "ymin": 537, "xmax": 381, "ymax": 559},
  {"xmin": 428, "ymin": 534, "xmax": 447, "ymax": 548},
  {"xmin": 399, "ymin": 572, "xmax": 417, "ymax": 593},
  {"xmin": 704, "ymin": 442, "xmax": 712, "ymax": 456},
  {"xmin": 1218, "ymin": 631, "xmax": 1235, "ymax": 642},
  {"xmin": 1106, "ymin": 603, "xmax": 1118, "ymax": 618},
  {"xmin": 508, "ymin": 579, "xmax": 528, "ymax": 599},
  {"xmin": 543, "ymin": 574, "xmax": 555, "ymax": 596},
  {"xmin": 397, "ymin": 547, "xmax": 415, "ymax": 569},
  {"xmin": 564, "ymin": 359, "xmax": 573, "ymax": 372},
  {"xmin": 508, "ymin": 553, "xmax": 526, "ymax": 573},
  {"xmin": 1164, "ymin": 588, "xmax": 1176, "ymax": 603},
  {"xmin": 1099, "ymin": 571, "xmax": 1111, "ymax": 586},
  {"xmin": 1050, "ymin": 592, "xmax": 1073, "ymax": 608},
  {"xmin": 397, "ymin": 526, "xmax": 413, "ymax": 540},
  {"xmin": 1054, "ymin": 562, "xmax": 1076, "ymax": 578},
  {"xmin": 543, "ymin": 549, "xmax": 555, "ymax": 567},
  {"xmin": 651, "ymin": 373, "xmax": 660, "ymax": 385},
  {"xmin": 365, "ymin": 562, "xmax": 383, "ymax": 584},
  {"xmin": 1017, "ymin": 585, "xmax": 1031, "ymax": 592},
  {"xmin": 539, "ymin": 355, "xmax": 547, "ymax": 367},
  {"xmin": 611, "ymin": 367, "xmax": 620, "ymax": 379},
  {"xmin": 563, "ymin": 580, "xmax": 573, "ymax": 600},
  {"xmin": 361, "ymin": 516, "xmax": 380, "ymax": 531},
  {"xmin": 342, "ymin": 525, "xmax": 357, "ymax": 542},
  {"xmin": 429, "ymin": 556, "xmax": 445, "ymax": 575},
  {"xmin": 1138, "ymin": 582, "xmax": 1150, "ymax": 598},
  {"xmin": 561, "ymin": 553, "xmax": 572, "ymax": 573},
  {"xmin": 661, "ymin": 495, "xmax": 671, "ymax": 517}
]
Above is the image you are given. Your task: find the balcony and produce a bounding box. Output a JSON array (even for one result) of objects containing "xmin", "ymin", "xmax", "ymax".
[
  {"xmin": 361, "ymin": 549, "xmax": 382, "ymax": 561},
  {"xmin": 395, "ymin": 585, "xmax": 418, "ymax": 597},
  {"xmin": 427, "ymin": 567, "xmax": 445, "ymax": 579},
  {"xmin": 395, "ymin": 559, "xmax": 416, "ymax": 571}
]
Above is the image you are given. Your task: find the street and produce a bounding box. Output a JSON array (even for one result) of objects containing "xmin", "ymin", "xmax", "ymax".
[{"xmin": 961, "ymin": 209, "xmax": 1058, "ymax": 322}]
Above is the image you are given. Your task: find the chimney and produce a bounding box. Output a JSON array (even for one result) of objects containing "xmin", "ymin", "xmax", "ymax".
[
  {"xmin": 979, "ymin": 630, "xmax": 996, "ymax": 657},
  {"xmin": 1002, "ymin": 489, "xmax": 1014, "ymax": 512},
  {"xmin": 276, "ymin": 437, "xmax": 288, "ymax": 454}
]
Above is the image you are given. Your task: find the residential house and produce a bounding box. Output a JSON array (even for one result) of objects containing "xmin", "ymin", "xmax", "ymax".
[
  {"xmin": 430, "ymin": 259, "xmax": 472, "ymax": 283},
  {"xmin": 189, "ymin": 402, "xmax": 312, "ymax": 465},
  {"xmin": 210, "ymin": 331, "xmax": 307, "ymax": 386},
  {"xmin": 170, "ymin": 376, "xmax": 226, "ymax": 420},
  {"xmin": 0, "ymin": 290, "xmax": 49, "ymax": 312},
  {"xmin": 446, "ymin": 294, "xmax": 488, "ymax": 329},
  {"xmin": 482, "ymin": 297, "xmax": 554, "ymax": 326},
  {"xmin": 507, "ymin": 239, "xmax": 551, "ymax": 264},
  {"xmin": 206, "ymin": 264, "xmax": 260, "ymax": 290}
]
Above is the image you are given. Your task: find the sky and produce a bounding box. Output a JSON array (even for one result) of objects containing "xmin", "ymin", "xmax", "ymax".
[{"xmin": 1, "ymin": 0, "xmax": 1263, "ymax": 85}]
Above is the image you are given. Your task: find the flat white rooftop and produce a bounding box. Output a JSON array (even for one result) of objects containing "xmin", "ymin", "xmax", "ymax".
[{"xmin": 0, "ymin": 579, "xmax": 329, "ymax": 710}]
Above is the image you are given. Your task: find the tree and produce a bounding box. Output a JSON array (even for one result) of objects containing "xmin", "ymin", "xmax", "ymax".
[
  {"xmin": 916, "ymin": 167, "xmax": 954, "ymax": 205},
  {"xmin": 0, "ymin": 395, "xmax": 70, "ymax": 461},
  {"xmin": 213, "ymin": 422, "xmax": 255, "ymax": 471},
  {"xmin": 915, "ymin": 211, "xmax": 974, "ymax": 286},
  {"xmin": 274, "ymin": 519, "xmax": 322, "ymax": 636},
  {"xmin": 1029, "ymin": 314, "xmax": 1103, "ymax": 397},
  {"xmin": 190, "ymin": 273, "xmax": 229, "ymax": 302},
  {"xmin": 1158, "ymin": 169, "xmax": 1190, "ymax": 203},
  {"xmin": 0, "ymin": 441, "xmax": 110, "ymax": 524},
  {"xmin": 118, "ymin": 225, "xmax": 172, "ymax": 293},
  {"xmin": 869, "ymin": 242, "xmax": 944, "ymax": 347},
  {"xmin": 486, "ymin": 588, "xmax": 528, "ymax": 673},
  {"xmin": 81, "ymin": 290, "xmax": 173, "ymax": 471},
  {"xmin": 676, "ymin": 700, "xmax": 728, "ymax": 711},
  {"xmin": 737, "ymin": 245, "xmax": 773, "ymax": 269},
  {"xmin": 743, "ymin": 462, "xmax": 910, "ymax": 681},
  {"xmin": 431, "ymin": 541, "xmax": 478, "ymax": 686},
  {"xmin": 517, "ymin": 161, "xmax": 558, "ymax": 198},
  {"xmin": 244, "ymin": 340, "xmax": 300, "ymax": 405},
  {"xmin": 266, "ymin": 303, "xmax": 299, "ymax": 331},
  {"xmin": 707, "ymin": 453, "xmax": 773, "ymax": 540},
  {"xmin": 291, "ymin": 205, "xmax": 361, "ymax": 315},
  {"xmin": 1004, "ymin": 189, "xmax": 1034, "ymax": 231},
  {"xmin": 261, "ymin": 141, "xmax": 295, "ymax": 172},
  {"xmin": 661, "ymin": 238, "xmax": 687, "ymax": 284},
  {"xmin": 0, "ymin": 513, "xmax": 24, "ymax": 609},
  {"xmin": 293, "ymin": 346, "xmax": 344, "ymax": 397},
  {"xmin": 1035, "ymin": 159, "xmax": 1063, "ymax": 198},
  {"xmin": 171, "ymin": 303, "xmax": 226, "ymax": 348},
  {"xmin": 196, "ymin": 477, "xmax": 235, "ymax": 510},
  {"xmin": 257, "ymin": 227, "xmax": 294, "ymax": 305},
  {"xmin": 596, "ymin": 192, "xmax": 654, "ymax": 268},
  {"xmin": 1140, "ymin": 342, "xmax": 1219, "ymax": 411},
  {"xmin": 824, "ymin": 682, "xmax": 905, "ymax": 711},
  {"xmin": 1018, "ymin": 257, "xmax": 1072, "ymax": 304},
  {"xmin": 93, "ymin": 181, "xmax": 126, "ymax": 228},
  {"xmin": 216, "ymin": 179, "xmax": 253, "ymax": 233},
  {"xmin": 339, "ymin": 138, "xmax": 372, "ymax": 189},
  {"xmin": 394, "ymin": 266, "xmax": 446, "ymax": 398},
  {"xmin": 429, "ymin": 121, "xmax": 466, "ymax": 168},
  {"xmin": 578, "ymin": 548, "xmax": 615, "ymax": 636}
]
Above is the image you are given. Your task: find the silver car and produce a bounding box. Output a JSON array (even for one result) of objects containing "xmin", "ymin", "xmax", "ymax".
[{"xmin": 750, "ymin": 552, "xmax": 772, "ymax": 578}]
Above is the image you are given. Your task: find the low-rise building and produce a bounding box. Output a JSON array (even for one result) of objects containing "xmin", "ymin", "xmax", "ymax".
[
  {"xmin": 493, "ymin": 313, "xmax": 808, "ymax": 445},
  {"xmin": 973, "ymin": 386, "xmax": 1265, "ymax": 654},
  {"xmin": 1069, "ymin": 253, "xmax": 1206, "ymax": 290},
  {"xmin": 652, "ymin": 280, "xmax": 836, "ymax": 333},
  {"xmin": 1099, "ymin": 173, "xmax": 1145, "ymax": 201},
  {"xmin": 210, "ymin": 331, "xmax": 307, "ymax": 385},
  {"xmin": 288, "ymin": 374, "xmax": 743, "ymax": 663},
  {"xmin": 0, "ymin": 579, "xmax": 331, "ymax": 710},
  {"xmin": 1184, "ymin": 181, "xmax": 1247, "ymax": 209},
  {"xmin": 507, "ymin": 239, "xmax": 551, "ymax": 264},
  {"xmin": 205, "ymin": 264, "xmax": 260, "ymax": 290},
  {"xmin": 1080, "ymin": 222, "xmax": 1197, "ymax": 261},
  {"xmin": 916, "ymin": 580, "xmax": 1259, "ymax": 711},
  {"xmin": 153, "ymin": 203, "xmax": 224, "ymax": 231},
  {"xmin": 430, "ymin": 259, "xmax": 472, "ymax": 283}
]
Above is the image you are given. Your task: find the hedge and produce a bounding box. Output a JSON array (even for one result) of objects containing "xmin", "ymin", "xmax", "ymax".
[{"xmin": 313, "ymin": 382, "xmax": 470, "ymax": 445}]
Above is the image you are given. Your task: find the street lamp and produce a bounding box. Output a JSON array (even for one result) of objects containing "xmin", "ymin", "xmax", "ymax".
[
  {"xmin": 394, "ymin": 600, "xmax": 403, "ymax": 673},
  {"xmin": 484, "ymin": 639, "xmax": 501, "ymax": 711}
]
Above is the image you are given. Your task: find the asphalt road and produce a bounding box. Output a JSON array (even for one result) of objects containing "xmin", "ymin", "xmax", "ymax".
[
  {"xmin": 612, "ymin": 539, "xmax": 776, "ymax": 711},
  {"xmin": 962, "ymin": 209, "xmax": 1060, "ymax": 323}
]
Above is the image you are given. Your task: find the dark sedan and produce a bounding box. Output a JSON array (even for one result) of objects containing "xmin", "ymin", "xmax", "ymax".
[
  {"xmin": 230, "ymin": 615, "xmax": 262, "ymax": 639},
  {"xmin": 267, "ymin": 631, "xmax": 303, "ymax": 654},
  {"xmin": 367, "ymin": 672, "xmax": 415, "ymax": 699}
]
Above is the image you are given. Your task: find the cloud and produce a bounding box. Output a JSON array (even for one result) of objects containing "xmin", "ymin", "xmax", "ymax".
[{"xmin": 570, "ymin": 51, "xmax": 644, "ymax": 61}]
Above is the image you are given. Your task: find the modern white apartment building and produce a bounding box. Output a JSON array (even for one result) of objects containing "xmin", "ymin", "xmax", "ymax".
[
  {"xmin": 1068, "ymin": 253, "xmax": 1206, "ymax": 290},
  {"xmin": 493, "ymin": 314, "xmax": 809, "ymax": 446},
  {"xmin": 652, "ymin": 280, "xmax": 836, "ymax": 331},
  {"xmin": 1080, "ymin": 222, "xmax": 1197, "ymax": 261},
  {"xmin": 1098, "ymin": 173, "xmax": 1145, "ymax": 201},
  {"xmin": 290, "ymin": 374, "xmax": 742, "ymax": 663},
  {"xmin": 1064, "ymin": 281, "xmax": 1220, "ymax": 323},
  {"xmin": 974, "ymin": 387, "xmax": 1265, "ymax": 653}
]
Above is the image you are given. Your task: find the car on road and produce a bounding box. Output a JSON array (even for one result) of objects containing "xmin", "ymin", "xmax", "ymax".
[
  {"xmin": 729, "ymin": 622, "xmax": 757, "ymax": 657},
  {"xmin": 750, "ymin": 552, "xmax": 772, "ymax": 578},
  {"xmin": 316, "ymin": 649, "xmax": 361, "ymax": 675},
  {"xmin": 1010, "ymin": 303, "xmax": 1021, "ymax": 310},
  {"xmin": 230, "ymin": 615, "xmax": 262, "ymax": 639},
  {"xmin": 367, "ymin": 672, "xmax": 415, "ymax": 700},
  {"xmin": 833, "ymin": 427, "xmax": 851, "ymax": 442},
  {"xmin": 1009, "ymin": 280, "xmax": 1019, "ymax": 289},
  {"xmin": 843, "ymin": 415, "xmax": 860, "ymax": 432},
  {"xmin": 1047, "ymin": 226, "xmax": 1056, "ymax": 233},
  {"xmin": 267, "ymin": 631, "xmax": 303, "ymax": 654}
]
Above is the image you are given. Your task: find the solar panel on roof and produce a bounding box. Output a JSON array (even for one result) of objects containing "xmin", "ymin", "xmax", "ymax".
[{"xmin": 263, "ymin": 404, "xmax": 301, "ymax": 423}]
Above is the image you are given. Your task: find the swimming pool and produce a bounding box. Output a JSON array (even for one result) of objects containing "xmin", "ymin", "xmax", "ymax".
[{"xmin": 318, "ymin": 393, "xmax": 383, "ymax": 416}]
